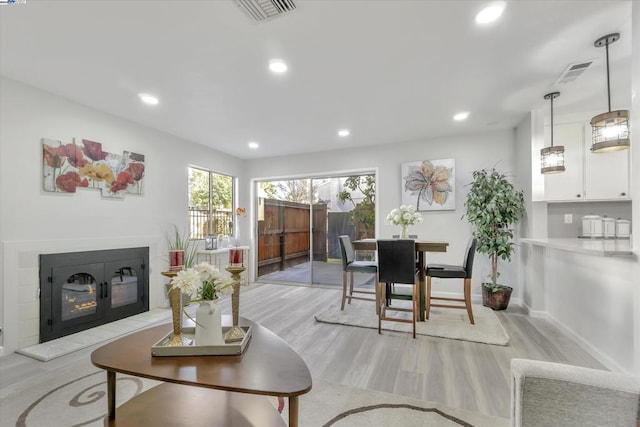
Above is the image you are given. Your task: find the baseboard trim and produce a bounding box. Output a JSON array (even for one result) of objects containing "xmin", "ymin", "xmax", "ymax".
[
  {"xmin": 520, "ymin": 302, "xmax": 628, "ymax": 374},
  {"xmin": 519, "ymin": 302, "xmax": 546, "ymax": 318}
]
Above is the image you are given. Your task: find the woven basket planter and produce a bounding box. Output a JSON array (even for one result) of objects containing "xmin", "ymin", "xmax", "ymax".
[{"xmin": 482, "ymin": 284, "xmax": 512, "ymax": 311}]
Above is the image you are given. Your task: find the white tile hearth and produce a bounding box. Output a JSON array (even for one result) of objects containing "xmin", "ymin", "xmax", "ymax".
[{"xmin": 16, "ymin": 308, "xmax": 172, "ymax": 362}]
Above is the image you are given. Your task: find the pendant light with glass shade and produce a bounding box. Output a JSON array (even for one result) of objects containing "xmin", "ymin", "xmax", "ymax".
[
  {"xmin": 590, "ymin": 33, "xmax": 630, "ymax": 153},
  {"xmin": 541, "ymin": 92, "xmax": 565, "ymax": 174}
]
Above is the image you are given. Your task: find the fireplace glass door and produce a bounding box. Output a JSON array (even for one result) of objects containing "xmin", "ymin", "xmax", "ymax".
[
  {"xmin": 110, "ymin": 268, "xmax": 138, "ymax": 308},
  {"xmin": 40, "ymin": 247, "xmax": 149, "ymax": 343},
  {"xmin": 62, "ymin": 276, "xmax": 98, "ymax": 321},
  {"xmin": 55, "ymin": 263, "xmax": 104, "ymax": 327},
  {"xmin": 106, "ymin": 261, "xmax": 142, "ymax": 314}
]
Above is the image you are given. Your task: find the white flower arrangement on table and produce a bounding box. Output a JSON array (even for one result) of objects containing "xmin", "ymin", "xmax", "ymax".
[
  {"xmin": 386, "ymin": 205, "xmax": 423, "ymax": 227},
  {"xmin": 170, "ymin": 262, "xmax": 235, "ymax": 308}
]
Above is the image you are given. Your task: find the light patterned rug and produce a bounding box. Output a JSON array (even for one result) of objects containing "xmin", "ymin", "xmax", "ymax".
[
  {"xmin": 300, "ymin": 380, "xmax": 509, "ymax": 427},
  {"xmin": 315, "ymin": 303, "xmax": 510, "ymax": 345},
  {"xmin": 0, "ymin": 357, "xmax": 509, "ymax": 427}
]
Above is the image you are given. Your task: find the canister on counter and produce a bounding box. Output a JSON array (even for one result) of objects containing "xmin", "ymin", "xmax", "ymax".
[
  {"xmin": 603, "ymin": 217, "xmax": 616, "ymax": 238},
  {"xmin": 581, "ymin": 215, "xmax": 603, "ymax": 237},
  {"xmin": 616, "ymin": 219, "xmax": 631, "ymax": 239}
]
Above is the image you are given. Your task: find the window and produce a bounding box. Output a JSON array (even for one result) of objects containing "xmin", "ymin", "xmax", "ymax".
[{"xmin": 188, "ymin": 167, "xmax": 235, "ymax": 240}]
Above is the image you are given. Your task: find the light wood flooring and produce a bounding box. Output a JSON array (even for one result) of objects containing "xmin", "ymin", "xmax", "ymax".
[{"xmin": 0, "ymin": 282, "xmax": 605, "ymax": 420}]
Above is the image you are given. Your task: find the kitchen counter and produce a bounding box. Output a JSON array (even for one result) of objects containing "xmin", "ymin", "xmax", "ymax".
[{"xmin": 520, "ymin": 238, "xmax": 633, "ymax": 256}]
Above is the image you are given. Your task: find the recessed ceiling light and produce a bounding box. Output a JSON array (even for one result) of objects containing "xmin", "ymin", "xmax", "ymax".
[
  {"xmin": 338, "ymin": 129, "xmax": 350, "ymax": 137},
  {"xmin": 454, "ymin": 112, "xmax": 469, "ymax": 121},
  {"xmin": 475, "ymin": 1, "xmax": 506, "ymax": 24},
  {"xmin": 138, "ymin": 93, "xmax": 159, "ymax": 105},
  {"xmin": 248, "ymin": 141, "xmax": 259, "ymax": 149},
  {"xmin": 269, "ymin": 59, "xmax": 287, "ymax": 73}
]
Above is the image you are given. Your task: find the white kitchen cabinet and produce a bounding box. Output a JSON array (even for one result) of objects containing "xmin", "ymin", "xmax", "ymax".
[
  {"xmin": 583, "ymin": 123, "xmax": 630, "ymax": 200},
  {"xmin": 543, "ymin": 122, "xmax": 585, "ymax": 201},
  {"xmin": 542, "ymin": 121, "xmax": 631, "ymax": 202}
]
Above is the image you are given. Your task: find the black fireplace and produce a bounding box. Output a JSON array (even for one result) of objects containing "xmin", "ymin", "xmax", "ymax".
[{"xmin": 39, "ymin": 247, "xmax": 149, "ymax": 343}]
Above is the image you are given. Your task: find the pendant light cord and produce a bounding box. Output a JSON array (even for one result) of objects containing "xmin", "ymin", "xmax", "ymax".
[
  {"xmin": 605, "ymin": 40, "xmax": 612, "ymax": 112},
  {"xmin": 550, "ymin": 95, "xmax": 554, "ymax": 148}
]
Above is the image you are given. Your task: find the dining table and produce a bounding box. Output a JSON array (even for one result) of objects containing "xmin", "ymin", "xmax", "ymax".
[{"xmin": 353, "ymin": 238, "xmax": 449, "ymax": 321}]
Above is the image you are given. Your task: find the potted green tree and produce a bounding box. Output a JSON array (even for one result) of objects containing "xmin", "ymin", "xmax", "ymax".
[{"xmin": 464, "ymin": 167, "xmax": 525, "ymax": 310}]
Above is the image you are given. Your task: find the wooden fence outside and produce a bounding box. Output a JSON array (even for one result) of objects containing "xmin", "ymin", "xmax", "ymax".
[{"xmin": 257, "ymin": 199, "xmax": 327, "ymax": 277}]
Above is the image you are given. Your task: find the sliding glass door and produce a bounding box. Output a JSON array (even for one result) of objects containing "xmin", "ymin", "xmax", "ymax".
[
  {"xmin": 256, "ymin": 179, "xmax": 312, "ymax": 284},
  {"xmin": 255, "ymin": 173, "xmax": 375, "ymax": 287}
]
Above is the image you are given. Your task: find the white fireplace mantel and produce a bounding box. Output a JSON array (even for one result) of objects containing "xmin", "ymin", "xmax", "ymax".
[{"xmin": 1, "ymin": 235, "xmax": 164, "ymax": 356}]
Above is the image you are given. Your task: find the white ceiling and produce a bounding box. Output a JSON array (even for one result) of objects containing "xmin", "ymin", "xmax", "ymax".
[{"xmin": 0, "ymin": 0, "xmax": 633, "ymax": 159}]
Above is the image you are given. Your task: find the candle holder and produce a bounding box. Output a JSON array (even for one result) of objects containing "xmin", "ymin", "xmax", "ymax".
[
  {"xmin": 167, "ymin": 287, "xmax": 184, "ymax": 346},
  {"xmin": 229, "ymin": 247, "xmax": 244, "ymax": 267},
  {"xmin": 161, "ymin": 270, "xmax": 185, "ymax": 346},
  {"xmin": 168, "ymin": 250, "xmax": 184, "ymax": 271},
  {"xmin": 224, "ymin": 265, "xmax": 246, "ymax": 343}
]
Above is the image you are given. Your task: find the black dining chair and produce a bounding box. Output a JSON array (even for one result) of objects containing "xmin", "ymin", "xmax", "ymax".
[
  {"xmin": 377, "ymin": 239, "xmax": 418, "ymax": 338},
  {"xmin": 389, "ymin": 234, "xmax": 417, "ymax": 304},
  {"xmin": 338, "ymin": 235, "xmax": 378, "ymax": 311},
  {"xmin": 425, "ymin": 238, "xmax": 477, "ymax": 324}
]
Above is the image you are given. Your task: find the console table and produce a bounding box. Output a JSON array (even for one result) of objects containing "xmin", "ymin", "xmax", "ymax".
[
  {"xmin": 91, "ymin": 316, "xmax": 311, "ymax": 426},
  {"xmin": 197, "ymin": 246, "xmax": 251, "ymax": 285}
]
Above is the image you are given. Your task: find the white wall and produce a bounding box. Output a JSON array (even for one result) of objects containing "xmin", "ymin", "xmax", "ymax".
[
  {"xmin": 244, "ymin": 129, "xmax": 523, "ymax": 302},
  {"xmin": 0, "ymin": 77, "xmax": 245, "ymax": 354},
  {"xmin": 515, "ymin": 113, "xmax": 545, "ymax": 313},
  {"xmin": 631, "ymin": 0, "xmax": 640, "ymax": 374}
]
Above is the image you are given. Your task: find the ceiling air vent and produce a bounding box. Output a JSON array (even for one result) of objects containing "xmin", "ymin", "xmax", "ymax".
[
  {"xmin": 553, "ymin": 61, "xmax": 593, "ymax": 85},
  {"xmin": 236, "ymin": 0, "xmax": 296, "ymax": 22}
]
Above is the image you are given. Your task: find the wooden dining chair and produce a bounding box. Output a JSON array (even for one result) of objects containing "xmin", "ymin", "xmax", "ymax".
[
  {"xmin": 376, "ymin": 239, "xmax": 418, "ymax": 338},
  {"xmin": 338, "ymin": 235, "xmax": 378, "ymax": 311},
  {"xmin": 425, "ymin": 238, "xmax": 477, "ymax": 324}
]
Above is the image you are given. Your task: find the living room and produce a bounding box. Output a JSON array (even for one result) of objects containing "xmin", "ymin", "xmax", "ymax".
[{"xmin": 1, "ymin": 1, "xmax": 639, "ymax": 425}]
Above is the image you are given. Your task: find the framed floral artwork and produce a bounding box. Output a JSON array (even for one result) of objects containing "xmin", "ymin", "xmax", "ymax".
[
  {"xmin": 402, "ymin": 158, "xmax": 455, "ymax": 211},
  {"xmin": 42, "ymin": 138, "xmax": 145, "ymax": 198}
]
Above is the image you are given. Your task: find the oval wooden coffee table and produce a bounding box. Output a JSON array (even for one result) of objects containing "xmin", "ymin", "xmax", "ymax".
[{"xmin": 92, "ymin": 316, "xmax": 312, "ymax": 426}]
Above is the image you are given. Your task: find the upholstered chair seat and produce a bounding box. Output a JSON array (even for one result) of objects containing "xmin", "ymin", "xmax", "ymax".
[{"xmin": 338, "ymin": 235, "xmax": 378, "ymax": 311}]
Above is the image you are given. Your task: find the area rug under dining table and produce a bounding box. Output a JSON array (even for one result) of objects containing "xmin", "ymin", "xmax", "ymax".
[{"xmin": 315, "ymin": 303, "xmax": 510, "ymax": 345}]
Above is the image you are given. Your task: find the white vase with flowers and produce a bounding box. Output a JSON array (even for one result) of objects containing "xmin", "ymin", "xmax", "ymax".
[
  {"xmin": 170, "ymin": 262, "xmax": 235, "ymax": 345},
  {"xmin": 386, "ymin": 205, "xmax": 423, "ymax": 238}
]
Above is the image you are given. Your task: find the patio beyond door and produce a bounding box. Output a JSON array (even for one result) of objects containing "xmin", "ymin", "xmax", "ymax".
[{"xmin": 256, "ymin": 174, "xmax": 375, "ymax": 287}]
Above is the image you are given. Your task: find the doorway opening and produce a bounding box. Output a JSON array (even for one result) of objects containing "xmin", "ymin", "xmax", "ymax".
[{"xmin": 255, "ymin": 173, "xmax": 375, "ymax": 287}]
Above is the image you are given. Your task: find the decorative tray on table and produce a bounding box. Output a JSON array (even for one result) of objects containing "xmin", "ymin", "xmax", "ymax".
[{"xmin": 151, "ymin": 325, "xmax": 252, "ymax": 357}]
